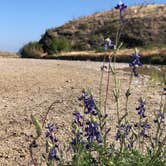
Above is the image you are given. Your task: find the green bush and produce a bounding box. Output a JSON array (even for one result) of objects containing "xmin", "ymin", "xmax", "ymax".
[
  {"xmin": 20, "ymin": 42, "xmax": 44, "ymax": 58},
  {"xmin": 47, "ymin": 37, "xmax": 71, "ymax": 54},
  {"xmin": 95, "ymin": 46, "xmax": 104, "ymax": 52},
  {"xmin": 150, "ymin": 55, "xmax": 165, "ymax": 64}
]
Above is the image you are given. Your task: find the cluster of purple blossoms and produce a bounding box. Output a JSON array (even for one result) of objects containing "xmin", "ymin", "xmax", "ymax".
[
  {"xmin": 48, "ymin": 146, "xmax": 59, "ymax": 161},
  {"xmin": 136, "ymin": 98, "xmax": 146, "ymax": 119},
  {"xmin": 71, "ymin": 131, "xmax": 84, "ymax": 146},
  {"xmin": 45, "ymin": 123, "xmax": 59, "ymax": 161},
  {"xmin": 71, "ymin": 112, "xmax": 84, "ymax": 146},
  {"xmin": 140, "ymin": 122, "xmax": 151, "ymax": 138},
  {"xmin": 115, "ymin": 1, "xmax": 127, "ymax": 22},
  {"xmin": 116, "ymin": 124, "xmax": 131, "ymax": 141},
  {"xmin": 129, "ymin": 50, "xmax": 142, "ymax": 77},
  {"xmin": 85, "ymin": 121, "xmax": 102, "ymax": 144},
  {"xmin": 79, "ymin": 91, "xmax": 98, "ymax": 115},
  {"xmin": 73, "ymin": 112, "xmax": 83, "ymax": 126}
]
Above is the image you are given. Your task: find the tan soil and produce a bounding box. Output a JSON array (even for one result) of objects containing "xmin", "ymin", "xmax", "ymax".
[{"xmin": 0, "ymin": 58, "xmax": 164, "ymax": 165}]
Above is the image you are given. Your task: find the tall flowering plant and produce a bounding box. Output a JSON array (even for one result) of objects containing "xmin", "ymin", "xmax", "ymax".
[{"xmin": 29, "ymin": 1, "xmax": 166, "ymax": 165}]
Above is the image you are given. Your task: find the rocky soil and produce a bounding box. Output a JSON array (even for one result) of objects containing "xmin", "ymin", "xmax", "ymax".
[{"xmin": 0, "ymin": 58, "xmax": 164, "ymax": 165}]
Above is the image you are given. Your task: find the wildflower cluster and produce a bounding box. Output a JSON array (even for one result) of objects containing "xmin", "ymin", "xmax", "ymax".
[
  {"xmin": 136, "ymin": 98, "xmax": 146, "ymax": 118},
  {"xmin": 116, "ymin": 124, "xmax": 131, "ymax": 141},
  {"xmin": 71, "ymin": 112, "xmax": 84, "ymax": 147},
  {"xmin": 45, "ymin": 123, "xmax": 59, "ymax": 161},
  {"xmin": 85, "ymin": 121, "xmax": 102, "ymax": 144},
  {"xmin": 29, "ymin": 1, "xmax": 166, "ymax": 165},
  {"xmin": 79, "ymin": 91, "xmax": 98, "ymax": 116},
  {"xmin": 140, "ymin": 121, "xmax": 151, "ymax": 138}
]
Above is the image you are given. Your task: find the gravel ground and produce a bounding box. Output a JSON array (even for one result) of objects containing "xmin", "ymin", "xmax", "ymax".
[{"xmin": 0, "ymin": 58, "xmax": 164, "ymax": 165}]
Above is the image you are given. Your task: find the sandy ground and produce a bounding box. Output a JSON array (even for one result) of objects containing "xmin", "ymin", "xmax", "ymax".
[{"xmin": 0, "ymin": 58, "xmax": 164, "ymax": 165}]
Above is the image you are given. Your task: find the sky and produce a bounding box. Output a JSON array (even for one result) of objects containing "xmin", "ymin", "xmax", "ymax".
[{"xmin": 0, "ymin": 0, "xmax": 165, "ymax": 52}]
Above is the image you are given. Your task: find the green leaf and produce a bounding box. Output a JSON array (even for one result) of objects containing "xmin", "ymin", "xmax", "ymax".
[{"xmin": 31, "ymin": 115, "xmax": 42, "ymax": 137}]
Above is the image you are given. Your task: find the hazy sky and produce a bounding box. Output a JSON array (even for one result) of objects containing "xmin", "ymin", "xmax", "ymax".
[{"xmin": 0, "ymin": 0, "xmax": 165, "ymax": 52}]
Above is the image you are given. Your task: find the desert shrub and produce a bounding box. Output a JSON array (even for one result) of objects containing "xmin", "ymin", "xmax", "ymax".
[
  {"xmin": 47, "ymin": 37, "xmax": 71, "ymax": 54},
  {"xmin": 20, "ymin": 42, "xmax": 44, "ymax": 58}
]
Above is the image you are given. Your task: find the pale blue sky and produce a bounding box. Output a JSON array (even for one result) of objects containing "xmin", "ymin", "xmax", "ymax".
[{"xmin": 0, "ymin": 0, "xmax": 165, "ymax": 52}]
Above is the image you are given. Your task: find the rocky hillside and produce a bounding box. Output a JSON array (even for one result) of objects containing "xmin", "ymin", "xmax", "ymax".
[{"xmin": 39, "ymin": 4, "xmax": 166, "ymax": 52}]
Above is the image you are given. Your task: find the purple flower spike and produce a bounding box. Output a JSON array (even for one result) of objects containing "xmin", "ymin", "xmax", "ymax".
[
  {"xmin": 71, "ymin": 131, "xmax": 84, "ymax": 146},
  {"xmin": 129, "ymin": 49, "xmax": 142, "ymax": 77},
  {"xmin": 136, "ymin": 98, "xmax": 146, "ymax": 119},
  {"xmin": 140, "ymin": 122, "xmax": 151, "ymax": 138},
  {"xmin": 85, "ymin": 121, "xmax": 102, "ymax": 144},
  {"xmin": 73, "ymin": 112, "xmax": 83, "ymax": 126},
  {"xmin": 45, "ymin": 123, "xmax": 54, "ymax": 132},
  {"xmin": 48, "ymin": 146, "xmax": 60, "ymax": 161},
  {"xmin": 116, "ymin": 124, "xmax": 131, "ymax": 141},
  {"xmin": 115, "ymin": 1, "xmax": 127, "ymax": 22},
  {"xmin": 79, "ymin": 91, "xmax": 98, "ymax": 116},
  {"xmin": 45, "ymin": 123, "xmax": 58, "ymax": 143}
]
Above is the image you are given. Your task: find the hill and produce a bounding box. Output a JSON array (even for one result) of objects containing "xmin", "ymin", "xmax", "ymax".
[{"xmin": 39, "ymin": 4, "xmax": 166, "ymax": 52}]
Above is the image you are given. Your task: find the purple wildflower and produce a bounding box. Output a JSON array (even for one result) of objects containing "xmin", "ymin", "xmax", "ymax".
[
  {"xmin": 136, "ymin": 98, "xmax": 146, "ymax": 119},
  {"xmin": 46, "ymin": 123, "xmax": 60, "ymax": 161},
  {"xmin": 48, "ymin": 146, "xmax": 60, "ymax": 161},
  {"xmin": 129, "ymin": 49, "xmax": 142, "ymax": 77},
  {"xmin": 116, "ymin": 124, "xmax": 131, "ymax": 141},
  {"xmin": 115, "ymin": 1, "xmax": 127, "ymax": 22},
  {"xmin": 79, "ymin": 91, "xmax": 98, "ymax": 116},
  {"xmin": 45, "ymin": 123, "xmax": 58, "ymax": 143},
  {"xmin": 46, "ymin": 123, "xmax": 54, "ymax": 132},
  {"xmin": 140, "ymin": 122, "xmax": 151, "ymax": 138},
  {"xmin": 85, "ymin": 121, "xmax": 102, "ymax": 144},
  {"xmin": 71, "ymin": 131, "xmax": 84, "ymax": 146},
  {"xmin": 73, "ymin": 112, "xmax": 83, "ymax": 126}
]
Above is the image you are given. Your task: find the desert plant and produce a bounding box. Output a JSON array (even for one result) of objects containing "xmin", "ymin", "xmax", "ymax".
[
  {"xmin": 20, "ymin": 41, "xmax": 44, "ymax": 58},
  {"xmin": 47, "ymin": 37, "xmax": 71, "ymax": 54}
]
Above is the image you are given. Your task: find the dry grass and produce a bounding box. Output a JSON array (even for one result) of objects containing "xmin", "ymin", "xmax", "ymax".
[
  {"xmin": 0, "ymin": 52, "xmax": 18, "ymax": 58},
  {"xmin": 44, "ymin": 48, "xmax": 166, "ymax": 60}
]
